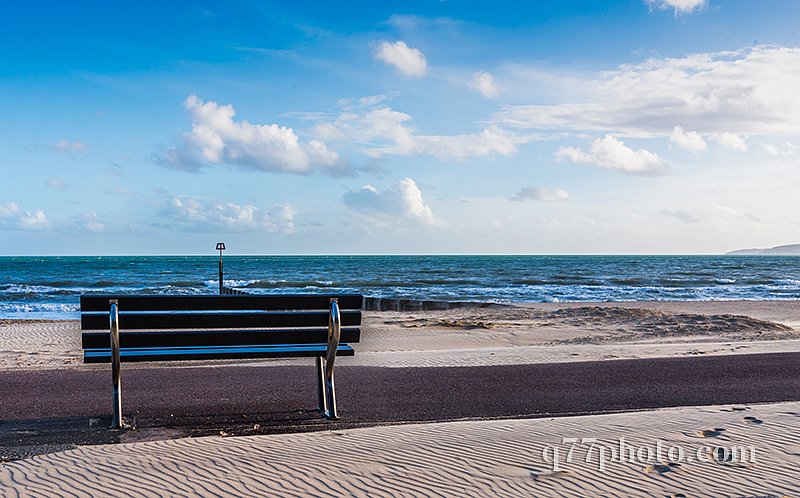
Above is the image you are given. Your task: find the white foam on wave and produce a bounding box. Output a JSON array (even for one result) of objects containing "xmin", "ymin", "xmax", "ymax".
[{"xmin": 0, "ymin": 303, "xmax": 80, "ymax": 320}]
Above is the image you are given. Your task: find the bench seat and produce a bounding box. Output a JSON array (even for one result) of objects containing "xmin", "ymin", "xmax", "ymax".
[
  {"xmin": 84, "ymin": 343, "xmax": 355, "ymax": 363},
  {"xmin": 81, "ymin": 327, "xmax": 362, "ymax": 349}
]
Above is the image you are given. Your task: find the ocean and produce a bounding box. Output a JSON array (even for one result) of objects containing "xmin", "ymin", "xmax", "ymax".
[{"xmin": 0, "ymin": 255, "xmax": 798, "ymax": 319}]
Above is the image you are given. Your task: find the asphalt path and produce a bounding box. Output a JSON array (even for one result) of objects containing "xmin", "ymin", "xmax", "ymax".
[
  {"xmin": 1, "ymin": 352, "xmax": 799, "ymax": 459},
  {"xmin": 3, "ymin": 351, "xmax": 800, "ymax": 425}
]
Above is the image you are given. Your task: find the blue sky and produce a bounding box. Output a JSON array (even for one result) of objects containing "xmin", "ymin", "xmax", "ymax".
[{"xmin": 1, "ymin": 0, "xmax": 799, "ymax": 255}]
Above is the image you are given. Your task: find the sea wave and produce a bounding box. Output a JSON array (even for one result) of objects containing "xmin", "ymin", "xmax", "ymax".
[
  {"xmin": 0, "ymin": 303, "xmax": 79, "ymax": 312},
  {"xmin": 243, "ymin": 279, "xmax": 337, "ymax": 289},
  {"xmin": 165, "ymin": 280, "xmax": 207, "ymax": 288},
  {"xmin": 0, "ymin": 302, "xmax": 80, "ymax": 319},
  {"xmin": 0, "ymin": 285, "xmax": 80, "ymax": 296},
  {"xmin": 1, "ymin": 255, "xmax": 798, "ymax": 319}
]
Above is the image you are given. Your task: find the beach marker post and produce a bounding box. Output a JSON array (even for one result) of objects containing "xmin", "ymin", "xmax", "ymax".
[{"xmin": 216, "ymin": 242, "xmax": 226, "ymax": 294}]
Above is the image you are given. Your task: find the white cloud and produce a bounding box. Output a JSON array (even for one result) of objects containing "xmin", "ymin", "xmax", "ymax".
[
  {"xmin": 669, "ymin": 125, "xmax": 707, "ymax": 152},
  {"xmin": 510, "ymin": 187, "xmax": 570, "ymax": 202},
  {"xmin": 160, "ymin": 195, "xmax": 296, "ymax": 233},
  {"xmin": 0, "ymin": 202, "xmax": 49, "ymax": 231},
  {"xmin": 19, "ymin": 210, "xmax": 48, "ymax": 230},
  {"xmin": 162, "ymin": 95, "xmax": 346, "ymax": 175},
  {"xmin": 663, "ymin": 209, "xmax": 701, "ymax": 223},
  {"xmin": 494, "ymin": 47, "xmax": 800, "ymax": 139},
  {"xmin": 406, "ymin": 126, "xmax": 521, "ymax": 160},
  {"xmin": 1, "ymin": 203, "xmax": 108, "ymax": 234},
  {"xmin": 52, "ymin": 139, "xmax": 89, "ymax": 153},
  {"xmin": 471, "ymin": 71, "xmax": 499, "ymax": 98},
  {"xmin": 760, "ymin": 142, "xmax": 798, "ymax": 156},
  {"xmin": 555, "ymin": 135, "xmax": 667, "ymax": 175},
  {"xmin": 374, "ymin": 41, "xmax": 427, "ymax": 77},
  {"xmin": 343, "ymin": 178, "xmax": 438, "ymax": 226},
  {"xmin": 313, "ymin": 104, "xmax": 528, "ymax": 160},
  {"xmin": 712, "ymin": 132, "xmax": 748, "ymax": 151},
  {"xmin": 645, "ymin": 0, "xmax": 707, "ymax": 15}
]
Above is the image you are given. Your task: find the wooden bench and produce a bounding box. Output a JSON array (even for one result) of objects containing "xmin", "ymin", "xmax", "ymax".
[{"xmin": 80, "ymin": 294, "xmax": 363, "ymax": 427}]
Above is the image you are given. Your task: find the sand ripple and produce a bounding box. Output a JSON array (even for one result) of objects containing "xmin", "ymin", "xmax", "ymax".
[
  {"xmin": 1, "ymin": 402, "xmax": 798, "ymax": 497},
  {"xmin": 0, "ymin": 320, "xmax": 81, "ymax": 370}
]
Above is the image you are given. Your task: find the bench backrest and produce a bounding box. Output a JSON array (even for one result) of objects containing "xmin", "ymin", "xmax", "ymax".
[{"xmin": 80, "ymin": 294, "xmax": 363, "ymax": 349}]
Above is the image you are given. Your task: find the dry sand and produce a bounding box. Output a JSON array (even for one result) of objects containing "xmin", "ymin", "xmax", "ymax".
[
  {"xmin": 1, "ymin": 401, "xmax": 798, "ymax": 497},
  {"xmin": 1, "ymin": 301, "xmax": 799, "ymax": 496}
]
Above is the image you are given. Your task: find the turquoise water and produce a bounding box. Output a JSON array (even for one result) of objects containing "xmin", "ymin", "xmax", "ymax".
[{"xmin": 0, "ymin": 255, "xmax": 798, "ymax": 319}]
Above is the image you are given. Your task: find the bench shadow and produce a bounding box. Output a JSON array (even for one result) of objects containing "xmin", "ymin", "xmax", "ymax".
[
  {"xmin": 0, "ymin": 407, "xmax": 348, "ymax": 463},
  {"xmin": 0, "ymin": 416, "xmax": 123, "ymax": 462}
]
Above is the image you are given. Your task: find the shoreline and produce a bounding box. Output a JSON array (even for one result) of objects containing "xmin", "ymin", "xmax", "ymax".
[{"xmin": 6, "ymin": 296, "xmax": 800, "ymax": 317}]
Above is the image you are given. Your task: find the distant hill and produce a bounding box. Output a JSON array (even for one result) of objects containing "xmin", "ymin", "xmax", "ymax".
[{"xmin": 726, "ymin": 243, "xmax": 800, "ymax": 255}]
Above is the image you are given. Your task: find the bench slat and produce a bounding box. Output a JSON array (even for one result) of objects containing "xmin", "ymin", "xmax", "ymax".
[
  {"xmin": 80, "ymin": 294, "xmax": 363, "ymax": 312},
  {"xmin": 81, "ymin": 310, "xmax": 362, "ymax": 330},
  {"xmin": 82, "ymin": 327, "xmax": 361, "ymax": 349},
  {"xmin": 83, "ymin": 343, "xmax": 355, "ymax": 363}
]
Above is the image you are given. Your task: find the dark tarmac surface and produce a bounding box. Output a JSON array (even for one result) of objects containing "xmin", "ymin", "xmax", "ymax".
[{"xmin": 2, "ymin": 351, "xmax": 799, "ymax": 461}]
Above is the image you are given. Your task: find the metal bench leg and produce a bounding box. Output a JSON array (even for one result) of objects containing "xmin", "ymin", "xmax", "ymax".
[
  {"xmin": 316, "ymin": 356, "xmax": 327, "ymax": 415},
  {"xmin": 324, "ymin": 366, "xmax": 337, "ymax": 419},
  {"xmin": 109, "ymin": 300, "xmax": 123, "ymax": 429},
  {"xmin": 323, "ymin": 298, "xmax": 341, "ymax": 419}
]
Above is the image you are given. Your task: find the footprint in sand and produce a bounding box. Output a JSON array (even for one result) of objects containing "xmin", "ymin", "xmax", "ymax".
[
  {"xmin": 713, "ymin": 447, "xmax": 734, "ymax": 462},
  {"xmin": 712, "ymin": 450, "xmax": 751, "ymax": 468},
  {"xmin": 643, "ymin": 462, "xmax": 681, "ymax": 475},
  {"xmin": 530, "ymin": 469, "xmax": 574, "ymax": 481},
  {"xmin": 743, "ymin": 416, "xmax": 763, "ymax": 425},
  {"xmin": 720, "ymin": 406, "xmax": 750, "ymax": 412},
  {"xmin": 684, "ymin": 428, "xmax": 725, "ymax": 438}
]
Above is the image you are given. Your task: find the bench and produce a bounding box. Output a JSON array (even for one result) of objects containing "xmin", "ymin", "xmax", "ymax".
[{"xmin": 80, "ymin": 294, "xmax": 363, "ymax": 427}]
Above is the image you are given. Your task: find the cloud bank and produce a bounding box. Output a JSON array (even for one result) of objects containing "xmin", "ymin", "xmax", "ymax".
[{"xmin": 495, "ymin": 47, "xmax": 800, "ymax": 139}]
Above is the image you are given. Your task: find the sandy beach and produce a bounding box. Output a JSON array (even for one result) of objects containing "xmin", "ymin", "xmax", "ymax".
[
  {"xmin": 1, "ymin": 300, "xmax": 799, "ymax": 496},
  {"xmin": 2, "ymin": 300, "xmax": 799, "ymax": 371}
]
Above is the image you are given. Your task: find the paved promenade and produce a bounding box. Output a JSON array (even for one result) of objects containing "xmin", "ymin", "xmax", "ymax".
[{"xmin": 2, "ymin": 352, "xmax": 799, "ymax": 459}]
